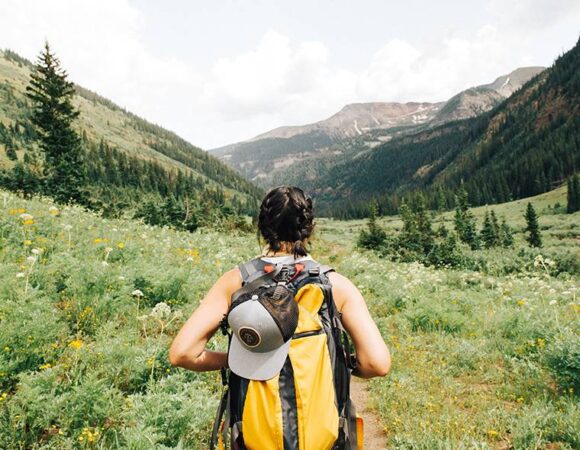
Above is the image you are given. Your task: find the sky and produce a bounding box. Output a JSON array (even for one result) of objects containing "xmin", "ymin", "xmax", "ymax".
[{"xmin": 0, "ymin": 0, "xmax": 579, "ymax": 149}]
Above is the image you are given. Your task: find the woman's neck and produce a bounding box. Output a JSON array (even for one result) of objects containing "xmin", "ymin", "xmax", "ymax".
[{"xmin": 262, "ymin": 244, "xmax": 298, "ymax": 257}]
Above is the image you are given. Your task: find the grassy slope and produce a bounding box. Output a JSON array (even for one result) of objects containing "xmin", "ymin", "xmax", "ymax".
[
  {"xmin": 0, "ymin": 52, "xmax": 259, "ymax": 202},
  {"xmin": 0, "ymin": 185, "xmax": 577, "ymax": 448}
]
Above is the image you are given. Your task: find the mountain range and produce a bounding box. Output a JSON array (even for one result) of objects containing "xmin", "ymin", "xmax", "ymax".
[{"xmin": 210, "ymin": 67, "xmax": 545, "ymax": 186}]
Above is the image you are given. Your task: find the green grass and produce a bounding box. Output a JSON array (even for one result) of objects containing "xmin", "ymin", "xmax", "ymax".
[{"xmin": 0, "ymin": 186, "xmax": 578, "ymax": 449}]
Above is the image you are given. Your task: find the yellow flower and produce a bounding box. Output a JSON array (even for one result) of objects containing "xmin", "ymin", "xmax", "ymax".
[
  {"xmin": 68, "ymin": 339, "xmax": 84, "ymax": 350},
  {"xmin": 23, "ymin": 219, "xmax": 34, "ymax": 226},
  {"xmin": 39, "ymin": 363, "xmax": 52, "ymax": 370},
  {"xmin": 516, "ymin": 299, "xmax": 526, "ymax": 306},
  {"xmin": 117, "ymin": 242, "xmax": 125, "ymax": 249},
  {"xmin": 94, "ymin": 238, "xmax": 102, "ymax": 244},
  {"xmin": 23, "ymin": 240, "xmax": 32, "ymax": 246}
]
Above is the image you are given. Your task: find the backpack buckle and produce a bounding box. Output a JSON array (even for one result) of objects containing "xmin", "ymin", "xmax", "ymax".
[{"xmin": 308, "ymin": 267, "xmax": 320, "ymax": 276}]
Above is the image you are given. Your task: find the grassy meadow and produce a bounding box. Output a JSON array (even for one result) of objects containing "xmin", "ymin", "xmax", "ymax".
[{"xmin": 0, "ymin": 185, "xmax": 578, "ymax": 449}]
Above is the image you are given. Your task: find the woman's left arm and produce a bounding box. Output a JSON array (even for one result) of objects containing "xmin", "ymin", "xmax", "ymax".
[{"xmin": 168, "ymin": 267, "xmax": 241, "ymax": 371}]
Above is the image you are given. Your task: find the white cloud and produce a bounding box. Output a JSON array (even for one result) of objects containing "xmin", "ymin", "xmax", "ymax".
[{"xmin": 0, "ymin": 0, "xmax": 578, "ymax": 149}]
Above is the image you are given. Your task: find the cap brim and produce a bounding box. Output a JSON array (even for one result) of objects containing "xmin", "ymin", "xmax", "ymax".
[{"xmin": 228, "ymin": 334, "xmax": 291, "ymax": 381}]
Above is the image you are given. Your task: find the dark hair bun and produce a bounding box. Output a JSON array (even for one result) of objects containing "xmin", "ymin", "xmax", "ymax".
[{"xmin": 258, "ymin": 186, "xmax": 315, "ymax": 258}]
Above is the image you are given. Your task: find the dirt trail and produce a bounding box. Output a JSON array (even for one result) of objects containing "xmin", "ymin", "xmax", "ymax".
[{"xmin": 350, "ymin": 378, "xmax": 389, "ymax": 449}]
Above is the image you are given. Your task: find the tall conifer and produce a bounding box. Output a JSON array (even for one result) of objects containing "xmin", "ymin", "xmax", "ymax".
[{"xmin": 25, "ymin": 41, "xmax": 88, "ymax": 205}]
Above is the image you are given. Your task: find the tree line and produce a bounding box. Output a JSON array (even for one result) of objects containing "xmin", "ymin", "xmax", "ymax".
[{"xmin": 357, "ymin": 183, "xmax": 550, "ymax": 270}]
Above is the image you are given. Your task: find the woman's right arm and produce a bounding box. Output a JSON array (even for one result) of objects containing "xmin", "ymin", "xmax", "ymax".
[
  {"xmin": 327, "ymin": 271, "xmax": 391, "ymax": 378},
  {"xmin": 168, "ymin": 267, "xmax": 241, "ymax": 371}
]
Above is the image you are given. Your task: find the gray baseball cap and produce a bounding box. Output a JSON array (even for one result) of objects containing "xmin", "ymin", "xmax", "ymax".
[{"xmin": 227, "ymin": 285, "xmax": 299, "ymax": 380}]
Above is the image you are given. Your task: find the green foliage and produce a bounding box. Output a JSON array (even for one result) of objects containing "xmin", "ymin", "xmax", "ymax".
[
  {"xmin": 498, "ymin": 216, "xmax": 514, "ymax": 248},
  {"xmin": 24, "ymin": 42, "xmax": 89, "ymax": 206},
  {"xmin": 543, "ymin": 329, "xmax": 580, "ymax": 393},
  {"xmin": 0, "ymin": 189, "xmax": 577, "ymax": 449},
  {"xmin": 453, "ymin": 185, "xmax": 480, "ymax": 250},
  {"xmin": 524, "ymin": 202, "xmax": 543, "ymax": 247},
  {"xmin": 566, "ymin": 173, "xmax": 580, "ymax": 213},
  {"xmin": 356, "ymin": 200, "xmax": 387, "ymax": 250}
]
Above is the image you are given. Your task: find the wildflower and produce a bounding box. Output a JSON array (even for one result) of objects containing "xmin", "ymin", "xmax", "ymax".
[
  {"xmin": 516, "ymin": 299, "xmax": 526, "ymax": 306},
  {"xmin": 39, "ymin": 363, "xmax": 52, "ymax": 370},
  {"xmin": 105, "ymin": 247, "xmax": 113, "ymax": 253},
  {"xmin": 68, "ymin": 339, "xmax": 84, "ymax": 350},
  {"xmin": 23, "ymin": 240, "xmax": 32, "ymax": 246},
  {"xmin": 16, "ymin": 272, "xmax": 25, "ymax": 278},
  {"xmin": 31, "ymin": 248, "xmax": 42, "ymax": 255},
  {"xmin": 150, "ymin": 302, "xmax": 171, "ymax": 320},
  {"xmin": 117, "ymin": 242, "xmax": 125, "ymax": 249},
  {"xmin": 101, "ymin": 261, "xmax": 109, "ymax": 267},
  {"xmin": 19, "ymin": 213, "xmax": 33, "ymax": 221},
  {"xmin": 131, "ymin": 289, "xmax": 144, "ymax": 298},
  {"xmin": 63, "ymin": 224, "xmax": 73, "ymax": 231},
  {"xmin": 549, "ymin": 300, "xmax": 557, "ymax": 306},
  {"xmin": 48, "ymin": 206, "xmax": 60, "ymax": 215},
  {"xmin": 26, "ymin": 256, "xmax": 37, "ymax": 264}
]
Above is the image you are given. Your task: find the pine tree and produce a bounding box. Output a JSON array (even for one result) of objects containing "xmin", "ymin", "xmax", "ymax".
[
  {"xmin": 414, "ymin": 194, "xmax": 435, "ymax": 254},
  {"xmin": 567, "ymin": 174, "xmax": 580, "ymax": 213},
  {"xmin": 357, "ymin": 200, "xmax": 387, "ymax": 250},
  {"xmin": 25, "ymin": 41, "xmax": 88, "ymax": 205},
  {"xmin": 453, "ymin": 185, "xmax": 480, "ymax": 250},
  {"xmin": 524, "ymin": 202, "xmax": 542, "ymax": 248},
  {"xmin": 490, "ymin": 209, "xmax": 500, "ymax": 243},
  {"xmin": 480, "ymin": 210, "xmax": 497, "ymax": 248},
  {"xmin": 499, "ymin": 217, "xmax": 514, "ymax": 248}
]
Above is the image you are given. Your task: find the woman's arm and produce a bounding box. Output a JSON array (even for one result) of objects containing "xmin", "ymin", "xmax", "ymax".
[
  {"xmin": 168, "ymin": 267, "xmax": 241, "ymax": 371},
  {"xmin": 328, "ymin": 271, "xmax": 391, "ymax": 379}
]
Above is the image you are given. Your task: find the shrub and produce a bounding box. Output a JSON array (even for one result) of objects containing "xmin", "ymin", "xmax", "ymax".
[{"xmin": 543, "ymin": 329, "xmax": 580, "ymax": 393}]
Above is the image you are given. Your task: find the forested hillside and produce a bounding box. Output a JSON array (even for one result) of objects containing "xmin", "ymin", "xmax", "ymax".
[
  {"xmin": 0, "ymin": 49, "xmax": 262, "ymax": 225},
  {"xmin": 307, "ymin": 37, "xmax": 580, "ymax": 218}
]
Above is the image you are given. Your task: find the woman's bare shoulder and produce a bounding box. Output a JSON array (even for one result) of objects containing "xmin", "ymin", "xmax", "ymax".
[{"xmin": 326, "ymin": 270, "xmax": 361, "ymax": 311}]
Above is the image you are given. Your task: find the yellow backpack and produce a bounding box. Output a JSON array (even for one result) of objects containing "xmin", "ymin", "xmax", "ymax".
[{"xmin": 210, "ymin": 257, "xmax": 361, "ymax": 450}]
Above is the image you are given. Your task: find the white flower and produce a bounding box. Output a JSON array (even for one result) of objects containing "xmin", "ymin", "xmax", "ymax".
[
  {"xmin": 150, "ymin": 302, "xmax": 171, "ymax": 320},
  {"xmin": 16, "ymin": 272, "xmax": 25, "ymax": 278},
  {"xmin": 118, "ymin": 276, "xmax": 126, "ymax": 281},
  {"xmin": 101, "ymin": 261, "xmax": 109, "ymax": 267},
  {"xmin": 26, "ymin": 256, "xmax": 37, "ymax": 263},
  {"xmin": 19, "ymin": 213, "xmax": 33, "ymax": 221},
  {"xmin": 63, "ymin": 224, "xmax": 73, "ymax": 231},
  {"xmin": 131, "ymin": 289, "xmax": 144, "ymax": 298},
  {"xmin": 549, "ymin": 300, "xmax": 557, "ymax": 306},
  {"xmin": 105, "ymin": 247, "xmax": 113, "ymax": 253}
]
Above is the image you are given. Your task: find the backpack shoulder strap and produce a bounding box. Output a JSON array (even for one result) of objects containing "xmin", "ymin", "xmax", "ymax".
[{"xmin": 238, "ymin": 257, "xmax": 267, "ymax": 285}]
